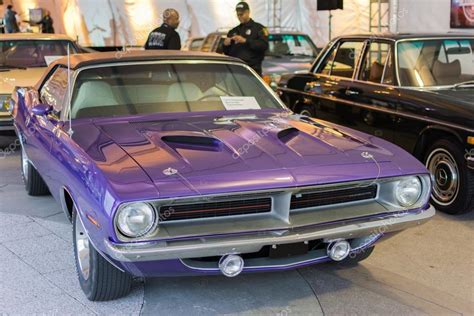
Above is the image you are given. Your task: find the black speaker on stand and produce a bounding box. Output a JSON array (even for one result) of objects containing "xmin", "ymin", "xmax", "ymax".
[{"xmin": 317, "ymin": 0, "xmax": 344, "ymax": 41}]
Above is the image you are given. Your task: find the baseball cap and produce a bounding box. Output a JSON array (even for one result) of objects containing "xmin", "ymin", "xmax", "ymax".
[{"xmin": 235, "ymin": 2, "xmax": 250, "ymax": 12}]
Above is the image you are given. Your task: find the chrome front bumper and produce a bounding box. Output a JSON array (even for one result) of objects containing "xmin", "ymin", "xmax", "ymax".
[
  {"xmin": 0, "ymin": 115, "xmax": 13, "ymax": 131},
  {"xmin": 104, "ymin": 205, "xmax": 435, "ymax": 262}
]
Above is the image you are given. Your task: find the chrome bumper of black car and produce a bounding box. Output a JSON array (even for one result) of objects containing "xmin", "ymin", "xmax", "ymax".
[{"xmin": 104, "ymin": 205, "xmax": 435, "ymax": 262}]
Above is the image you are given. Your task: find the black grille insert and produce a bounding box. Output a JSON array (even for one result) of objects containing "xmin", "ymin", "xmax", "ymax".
[
  {"xmin": 290, "ymin": 185, "xmax": 377, "ymax": 210},
  {"xmin": 159, "ymin": 198, "xmax": 272, "ymax": 221}
]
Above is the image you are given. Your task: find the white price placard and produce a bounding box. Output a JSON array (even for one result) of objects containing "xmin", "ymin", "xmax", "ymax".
[{"xmin": 220, "ymin": 96, "xmax": 261, "ymax": 110}]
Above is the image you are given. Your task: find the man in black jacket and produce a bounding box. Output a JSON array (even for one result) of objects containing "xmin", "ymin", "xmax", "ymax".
[
  {"xmin": 223, "ymin": 2, "xmax": 269, "ymax": 76},
  {"xmin": 144, "ymin": 8, "xmax": 181, "ymax": 50}
]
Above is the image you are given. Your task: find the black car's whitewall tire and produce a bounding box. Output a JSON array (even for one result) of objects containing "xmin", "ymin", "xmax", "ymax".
[
  {"xmin": 73, "ymin": 207, "xmax": 132, "ymax": 301},
  {"xmin": 299, "ymin": 105, "xmax": 316, "ymax": 117},
  {"xmin": 425, "ymin": 139, "xmax": 473, "ymax": 214},
  {"xmin": 21, "ymin": 148, "xmax": 49, "ymax": 196}
]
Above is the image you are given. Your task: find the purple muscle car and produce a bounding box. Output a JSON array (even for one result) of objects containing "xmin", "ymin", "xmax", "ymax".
[{"xmin": 11, "ymin": 50, "xmax": 435, "ymax": 301}]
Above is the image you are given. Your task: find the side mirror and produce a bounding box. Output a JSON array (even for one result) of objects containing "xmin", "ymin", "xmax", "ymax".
[{"xmin": 32, "ymin": 103, "xmax": 52, "ymax": 116}]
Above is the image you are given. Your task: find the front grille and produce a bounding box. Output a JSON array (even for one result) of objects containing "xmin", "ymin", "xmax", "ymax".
[
  {"xmin": 158, "ymin": 198, "xmax": 272, "ymax": 221},
  {"xmin": 290, "ymin": 185, "xmax": 377, "ymax": 210}
]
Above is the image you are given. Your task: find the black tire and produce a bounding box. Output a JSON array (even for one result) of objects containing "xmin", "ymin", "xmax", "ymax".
[
  {"xmin": 299, "ymin": 104, "xmax": 316, "ymax": 117},
  {"xmin": 424, "ymin": 139, "xmax": 474, "ymax": 214},
  {"xmin": 72, "ymin": 207, "xmax": 132, "ymax": 301},
  {"xmin": 21, "ymin": 148, "xmax": 49, "ymax": 196},
  {"xmin": 339, "ymin": 246, "xmax": 374, "ymax": 267}
]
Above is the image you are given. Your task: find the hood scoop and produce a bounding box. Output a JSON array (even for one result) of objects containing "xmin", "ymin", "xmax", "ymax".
[
  {"xmin": 161, "ymin": 135, "xmax": 223, "ymax": 152},
  {"xmin": 277, "ymin": 127, "xmax": 300, "ymax": 143}
]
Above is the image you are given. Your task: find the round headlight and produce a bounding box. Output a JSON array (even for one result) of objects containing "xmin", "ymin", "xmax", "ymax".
[
  {"xmin": 116, "ymin": 202, "xmax": 156, "ymax": 238},
  {"xmin": 395, "ymin": 177, "xmax": 422, "ymax": 207}
]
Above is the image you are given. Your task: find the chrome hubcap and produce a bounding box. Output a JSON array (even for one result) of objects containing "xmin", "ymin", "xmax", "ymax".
[
  {"xmin": 21, "ymin": 148, "xmax": 28, "ymax": 182},
  {"xmin": 75, "ymin": 213, "xmax": 91, "ymax": 280},
  {"xmin": 426, "ymin": 149, "xmax": 459, "ymax": 206}
]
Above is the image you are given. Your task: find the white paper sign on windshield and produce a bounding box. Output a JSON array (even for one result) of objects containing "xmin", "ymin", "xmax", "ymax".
[
  {"xmin": 220, "ymin": 96, "xmax": 261, "ymax": 110},
  {"xmin": 44, "ymin": 56, "xmax": 64, "ymax": 66}
]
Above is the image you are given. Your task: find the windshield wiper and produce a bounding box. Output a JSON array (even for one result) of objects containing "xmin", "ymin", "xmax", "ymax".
[
  {"xmin": 0, "ymin": 65, "xmax": 27, "ymax": 70},
  {"xmin": 452, "ymin": 80, "xmax": 474, "ymax": 89}
]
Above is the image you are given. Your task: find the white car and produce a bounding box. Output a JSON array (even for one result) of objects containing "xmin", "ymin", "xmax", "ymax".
[{"xmin": 0, "ymin": 33, "xmax": 84, "ymax": 132}]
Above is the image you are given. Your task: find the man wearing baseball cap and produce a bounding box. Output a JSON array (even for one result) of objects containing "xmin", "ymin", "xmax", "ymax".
[{"xmin": 223, "ymin": 2, "xmax": 269, "ymax": 76}]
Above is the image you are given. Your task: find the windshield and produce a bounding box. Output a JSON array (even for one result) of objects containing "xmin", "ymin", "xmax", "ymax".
[
  {"xmin": 267, "ymin": 34, "xmax": 318, "ymax": 58},
  {"xmin": 397, "ymin": 39, "xmax": 474, "ymax": 87},
  {"xmin": 0, "ymin": 40, "xmax": 76, "ymax": 68},
  {"xmin": 70, "ymin": 63, "xmax": 284, "ymax": 119}
]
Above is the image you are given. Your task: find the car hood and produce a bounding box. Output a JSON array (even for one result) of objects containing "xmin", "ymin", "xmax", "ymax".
[
  {"xmin": 72, "ymin": 111, "xmax": 425, "ymax": 199},
  {"xmin": 0, "ymin": 68, "xmax": 47, "ymax": 94},
  {"xmin": 263, "ymin": 56, "xmax": 314, "ymax": 75}
]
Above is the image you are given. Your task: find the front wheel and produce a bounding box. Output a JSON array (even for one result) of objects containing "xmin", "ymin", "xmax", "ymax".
[
  {"xmin": 21, "ymin": 148, "xmax": 49, "ymax": 196},
  {"xmin": 339, "ymin": 246, "xmax": 374, "ymax": 267},
  {"xmin": 299, "ymin": 105, "xmax": 316, "ymax": 117},
  {"xmin": 73, "ymin": 207, "xmax": 132, "ymax": 301},
  {"xmin": 424, "ymin": 139, "xmax": 473, "ymax": 214}
]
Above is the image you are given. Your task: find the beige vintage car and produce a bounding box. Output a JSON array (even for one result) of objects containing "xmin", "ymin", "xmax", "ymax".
[{"xmin": 0, "ymin": 33, "xmax": 84, "ymax": 131}]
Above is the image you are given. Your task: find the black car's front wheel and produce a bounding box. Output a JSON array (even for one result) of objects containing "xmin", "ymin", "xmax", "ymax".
[
  {"xmin": 299, "ymin": 104, "xmax": 316, "ymax": 117},
  {"xmin": 73, "ymin": 207, "xmax": 132, "ymax": 301},
  {"xmin": 425, "ymin": 139, "xmax": 473, "ymax": 214}
]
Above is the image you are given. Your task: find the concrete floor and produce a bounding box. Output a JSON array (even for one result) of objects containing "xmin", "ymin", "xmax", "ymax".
[{"xmin": 0, "ymin": 134, "xmax": 473, "ymax": 315}]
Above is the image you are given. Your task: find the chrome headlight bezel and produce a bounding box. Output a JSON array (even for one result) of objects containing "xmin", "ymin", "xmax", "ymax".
[
  {"xmin": 377, "ymin": 175, "xmax": 431, "ymax": 211},
  {"xmin": 115, "ymin": 202, "xmax": 158, "ymax": 239}
]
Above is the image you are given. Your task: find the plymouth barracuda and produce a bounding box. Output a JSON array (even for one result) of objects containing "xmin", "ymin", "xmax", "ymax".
[
  {"xmin": 0, "ymin": 33, "xmax": 83, "ymax": 132},
  {"xmin": 11, "ymin": 50, "xmax": 434, "ymax": 301},
  {"xmin": 278, "ymin": 34, "xmax": 474, "ymax": 214}
]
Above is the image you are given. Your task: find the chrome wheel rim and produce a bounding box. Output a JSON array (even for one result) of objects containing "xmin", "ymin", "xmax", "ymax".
[
  {"xmin": 75, "ymin": 213, "xmax": 91, "ymax": 280},
  {"xmin": 300, "ymin": 109, "xmax": 312, "ymax": 117},
  {"xmin": 21, "ymin": 148, "xmax": 28, "ymax": 182},
  {"xmin": 426, "ymin": 148, "xmax": 459, "ymax": 206}
]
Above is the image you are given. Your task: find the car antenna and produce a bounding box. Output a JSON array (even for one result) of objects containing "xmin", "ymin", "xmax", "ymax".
[{"xmin": 67, "ymin": 43, "xmax": 73, "ymax": 137}]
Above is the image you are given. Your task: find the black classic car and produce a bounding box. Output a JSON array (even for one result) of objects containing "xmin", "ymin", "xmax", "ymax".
[{"xmin": 278, "ymin": 34, "xmax": 474, "ymax": 214}]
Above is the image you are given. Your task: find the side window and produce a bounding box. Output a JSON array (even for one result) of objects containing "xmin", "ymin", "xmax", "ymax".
[
  {"xmin": 317, "ymin": 41, "xmax": 364, "ymax": 78},
  {"xmin": 317, "ymin": 45, "xmax": 337, "ymax": 75},
  {"xmin": 359, "ymin": 42, "xmax": 394, "ymax": 84},
  {"xmin": 200, "ymin": 35, "xmax": 216, "ymax": 52},
  {"xmin": 40, "ymin": 67, "xmax": 69, "ymax": 113}
]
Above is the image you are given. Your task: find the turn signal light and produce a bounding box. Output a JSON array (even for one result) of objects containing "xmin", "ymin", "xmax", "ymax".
[{"xmin": 468, "ymin": 136, "xmax": 474, "ymax": 145}]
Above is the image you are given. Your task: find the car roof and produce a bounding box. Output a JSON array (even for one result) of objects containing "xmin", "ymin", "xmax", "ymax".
[
  {"xmin": 51, "ymin": 50, "xmax": 244, "ymax": 70},
  {"xmin": 0, "ymin": 33, "xmax": 74, "ymax": 41},
  {"xmin": 334, "ymin": 33, "xmax": 474, "ymax": 41}
]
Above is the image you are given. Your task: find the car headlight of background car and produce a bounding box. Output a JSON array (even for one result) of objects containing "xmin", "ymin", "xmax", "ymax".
[
  {"xmin": 116, "ymin": 202, "xmax": 157, "ymax": 238},
  {"xmin": 0, "ymin": 94, "xmax": 11, "ymax": 114}
]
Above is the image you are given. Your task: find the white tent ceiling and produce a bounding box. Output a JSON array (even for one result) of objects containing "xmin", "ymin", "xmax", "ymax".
[{"xmin": 7, "ymin": 0, "xmax": 474, "ymax": 48}]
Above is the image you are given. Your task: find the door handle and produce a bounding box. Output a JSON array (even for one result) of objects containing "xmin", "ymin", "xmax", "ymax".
[{"xmin": 345, "ymin": 89, "xmax": 359, "ymax": 96}]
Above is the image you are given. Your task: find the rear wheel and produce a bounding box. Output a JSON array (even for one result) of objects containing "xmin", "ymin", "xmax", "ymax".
[
  {"xmin": 424, "ymin": 139, "xmax": 473, "ymax": 214},
  {"xmin": 21, "ymin": 148, "xmax": 49, "ymax": 196},
  {"xmin": 73, "ymin": 207, "xmax": 132, "ymax": 301}
]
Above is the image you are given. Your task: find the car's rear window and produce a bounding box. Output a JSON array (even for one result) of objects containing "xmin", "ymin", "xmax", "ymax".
[{"xmin": 70, "ymin": 62, "xmax": 283, "ymax": 119}]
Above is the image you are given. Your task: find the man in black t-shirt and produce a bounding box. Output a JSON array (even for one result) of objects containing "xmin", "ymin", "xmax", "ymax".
[
  {"xmin": 145, "ymin": 8, "xmax": 181, "ymax": 50},
  {"xmin": 222, "ymin": 2, "xmax": 269, "ymax": 76}
]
